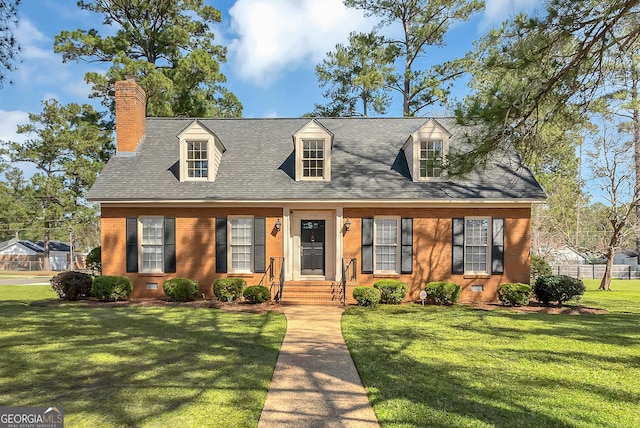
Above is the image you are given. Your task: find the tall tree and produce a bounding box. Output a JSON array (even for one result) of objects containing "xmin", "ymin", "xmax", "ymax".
[
  {"xmin": 54, "ymin": 0, "xmax": 242, "ymax": 118},
  {"xmin": 0, "ymin": 0, "xmax": 20, "ymax": 87},
  {"xmin": 0, "ymin": 100, "xmax": 112, "ymax": 269},
  {"xmin": 343, "ymin": 0, "xmax": 484, "ymax": 116},
  {"xmin": 313, "ymin": 32, "xmax": 396, "ymax": 117},
  {"xmin": 456, "ymin": 0, "xmax": 640, "ymax": 172},
  {"xmin": 597, "ymin": 17, "xmax": 640, "ymax": 254},
  {"xmin": 0, "ymin": 167, "xmax": 31, "ymax": 241},
  {"xmin": 586, "ymin": 128, "xmax": 640, "ymax": 290}
]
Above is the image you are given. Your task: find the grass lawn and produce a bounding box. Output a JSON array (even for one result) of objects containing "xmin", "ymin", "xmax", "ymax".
[
  {"xmin": 0, "ymin": 285, "xmax": 286, "ymax": 427},
  {"xmin": 343, "ymin": 280, "xmax": 640, "ymax": 427}
]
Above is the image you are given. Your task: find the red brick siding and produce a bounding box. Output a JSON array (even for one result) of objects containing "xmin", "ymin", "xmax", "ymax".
[
  {"xmin": 343, "ymin": 207, "xmax": 532, "ymax": 303},
  {"xmin": 101, "ymin": 207, "xmax": 283, "ymax": 298}
]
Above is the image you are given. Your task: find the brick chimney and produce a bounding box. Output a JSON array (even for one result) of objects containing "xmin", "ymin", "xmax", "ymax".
[{"xmin": 115, "ymin": 77, "xmax": 146, "ymax": 153}]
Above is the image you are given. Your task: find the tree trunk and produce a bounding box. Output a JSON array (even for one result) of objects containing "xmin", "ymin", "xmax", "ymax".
[
  {"xmin": 599, "ymin": 252, "xmax": 613, "ymax": 290},
  {"xmin": 43, "ymin": 221, "xmax": 51, "ymax": 272}
]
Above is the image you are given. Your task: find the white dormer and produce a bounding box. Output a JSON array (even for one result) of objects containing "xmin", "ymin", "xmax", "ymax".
[
  {"xmin": 293, "ymin": 119, "xmax": 334, "ymax": 181},
  {"xmin": 178, "ymin": 120, "xmax": 226, "ymax": 182},
  {"xmin": 403, "ymin": 118, "xmax": 451, "ymax": 182}
]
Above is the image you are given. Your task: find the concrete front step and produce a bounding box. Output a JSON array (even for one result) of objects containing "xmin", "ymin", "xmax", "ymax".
[{"xmin": 279, "ymin": 282, "xmax": 357, "ymax": 306}]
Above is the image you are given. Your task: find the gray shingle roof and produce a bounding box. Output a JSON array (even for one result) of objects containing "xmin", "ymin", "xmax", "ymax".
[{"xmin": 87, "ymin": 117, "xmax": 546, "ymax": 202}]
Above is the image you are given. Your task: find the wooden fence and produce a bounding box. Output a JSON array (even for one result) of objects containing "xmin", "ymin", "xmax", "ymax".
[{"xmin": 551, "ymin": 264, "xmax": 640, "ymax": 280}]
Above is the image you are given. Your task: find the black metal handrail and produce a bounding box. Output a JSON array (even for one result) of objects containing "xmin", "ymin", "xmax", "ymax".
[
  {"xmin": 259, "ymin": 257, "xmax": 285, "ymax": 303},
  {"xmin": 278, "ymin": 258, "xmax": 285, "ymax": 303},
  {"xmin": 341, "ymin": 258, "xmax": 357, "ymax": 305}
]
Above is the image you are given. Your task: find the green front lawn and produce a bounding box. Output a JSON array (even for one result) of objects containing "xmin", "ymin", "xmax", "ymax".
[
  {"xmin": 343, "ymin": 280, "xmax": 640, "ymax": 427},
  {"xmin": 0, "ymin": 286, "xmax": 286, "ymax": 427}
]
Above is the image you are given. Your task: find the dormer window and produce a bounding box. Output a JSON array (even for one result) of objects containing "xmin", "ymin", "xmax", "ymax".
[
  {"xmin": 419, "ymin": 140, "xmax": 443, "ymax": 178},
  {"xmin": 178, "ymin": 120, "xmax": 225, "ymax": 182},
  {"xmin": 302, "ymin": 140, "xmax": 325, "ymax": 178},
  {"xmin": 186, "ymin": 141, "xmax": 208, "ymax": 178},
  {"xmin": 403, "ymin": 118, "xmax": 450, "ymax": 182},
  {"xmin": 293, "ymin": 119, "xmax": 333, "ymax": 181}
]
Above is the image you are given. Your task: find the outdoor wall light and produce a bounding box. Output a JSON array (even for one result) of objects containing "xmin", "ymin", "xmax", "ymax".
[
  {"xmin": 345, "ymin": 218, "xmax": 351, "ymax": 232},
  {"xmin": 275, "ymin": 219, "xmax": 281, "ymax": 231}
]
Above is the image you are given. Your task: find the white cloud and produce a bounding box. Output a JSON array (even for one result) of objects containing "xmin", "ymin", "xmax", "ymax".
[
  {"xmin": 228, "ymin": 0, "xmax": 374, "ymax": 86},
  {"xmin": 0, "ymin": 110, "xmax": 29, "ymax": 144},
  {"xmin": 13, "ymin": 18, "xmax": 56, "ymax": 62},
  {"xmin": 480, "ymin": 0, "xmax": 542, "ymax": 30}
]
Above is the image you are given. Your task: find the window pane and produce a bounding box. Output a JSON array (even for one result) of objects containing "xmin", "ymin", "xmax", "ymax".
[
  {"xmin": 464, "ymin": 218, "xmax": 488, "ymax": 272},
  {"xmin": 419, "ymin": 140, "xmax": 443, "ymax": 178},
  {"xmin": 374, "ymin": 218, "xmax": 398, "ymax": 272},
  {"xmin": 141, "ymin": 218, "xmax": 163, "ymax": 271},
  {"xmin": 230, "ymin": 218, "xmax": 252, "ymax": 271},
  {"xmin": 302, "ymin": 140, "xmax": 324, "ymax": 178},
  {"xmin": 187, "ymin": 141, "xmax": 208, "ymax": 178}
]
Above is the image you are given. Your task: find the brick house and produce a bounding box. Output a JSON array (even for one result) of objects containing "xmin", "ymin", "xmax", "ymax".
[{"xmin": 87, "ymin": 78, "xmax": 546, "ymax": 303}]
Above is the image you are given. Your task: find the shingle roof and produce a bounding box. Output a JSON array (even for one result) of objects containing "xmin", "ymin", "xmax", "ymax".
[{"xmin": 87, "ymin": 117, "xmax": 546, "ymax": 202}]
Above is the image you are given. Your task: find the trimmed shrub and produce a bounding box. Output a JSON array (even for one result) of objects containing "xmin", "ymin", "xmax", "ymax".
[
  {"xmin": 213, "ymin": 278, "xmax": 246, "ymax": 302},
  {"xmin": 51, "ymin": 271, "xmax": 93, "ymax": 301},
  {"xmin": 243, "ymin": 285, "xmax": 271, "ymax": 304},
  {"xmin": 530, "ymin": 254, "xmax": 552, "ymax": 280},
  {"xmin": 373, "ymin": 279, "xmax": 408, "ymax": 304},
  {"xmin": 533, "ymin": 275, "xmax": 586, "ymax": 305},
  {"xmin": 353, "ymin": 287, "xmax": 381, "ymax": 307},
  {"xmin": 92, "ymin": 276, "xmax": 133, "ymax": 302},
  {"xmin": 163, "ymin": 278, "xmax": 199, "ymax": 302},
  {"xmin": 497, "ymin": 283, "xmax": 532, "ymax": 306},
  {"xmin": 86, "ymin": 246, "xmax": 102, "ymax": 275},
  {"xmin": 424, "ymin": 281, "xmax": 461, "ymax": 305}
]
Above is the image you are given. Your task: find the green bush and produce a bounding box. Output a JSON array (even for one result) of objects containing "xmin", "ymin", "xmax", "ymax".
[
  {"xmin": 530, "ymin": 254, "xmax": 552, "ymax": 279},
  {"xmin": 353, "ymin": 287, "xmax": 381, "ymax": 307},
  {"xmin": 497, "ymin": 283, "xmax": 532, "ymax": 306},
  {"xmin": 86, "ymin": 246, "xmax": 102, "ymax": 275},
  {"xmin": 533, "ymin": 275, "xmax": 586, "ymax": 305},
  {"xmin": 373, "ymin": 279, "xmax": 408, "ymax": 304},
  {"xmin": 213, "ymin": 278, "xmax": 246, "ymax": 302},
  {"xmin": 243, "ymin": 285, "xmax": 271, "ymax": 304},
  {"xmin": 91, "ymin": 276, "xmax": 133, "ymax": 302},
  {"xmin": 51, "ymin": 271, "xmax": 93, "ymax": 301},
  {"xmin": 163, "ymin": 278, "xmax": 199, "ymax": 302},
  {"xmin": 424, "ymin": 281, "xmax": 461, "ymax": 305}
]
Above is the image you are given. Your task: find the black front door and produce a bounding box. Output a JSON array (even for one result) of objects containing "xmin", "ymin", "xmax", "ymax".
[{"xmin": 301, "ymin": 220, "xmax": 325, "ymax": 275}]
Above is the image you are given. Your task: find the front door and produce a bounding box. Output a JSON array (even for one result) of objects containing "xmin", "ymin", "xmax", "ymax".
[{"xmin": 301, "ymin": 220, "xmax": 325, "ymax": 275}]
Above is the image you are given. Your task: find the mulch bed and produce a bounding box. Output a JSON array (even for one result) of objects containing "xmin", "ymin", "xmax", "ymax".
[
  {"xmin": 32, "ymin": 297, "xmax": 285, "ymax": 314},
  {"xmin": 465, "ymin": 301, "xmax": 608, "ymax": 315},
  {"xmin": 31, "ymin": 298, "xmax": 607, "ymax": 315}
]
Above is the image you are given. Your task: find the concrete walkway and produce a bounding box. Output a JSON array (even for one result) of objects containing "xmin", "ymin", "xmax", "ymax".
[{"xmin": 258, "ymin": 306, "xmax": 379, "ymax": 428}]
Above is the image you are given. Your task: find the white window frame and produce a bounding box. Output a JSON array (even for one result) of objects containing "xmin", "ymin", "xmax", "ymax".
[
  {"xmin": 139, "ymin": 217, "xmax": 164, "ymax": 274},
  {"xmin": 301, "ymin": 139, "xmax": 326, "ymax": 179},
  {"xmin": 228, "ymin": 216, "xmax": 254, "ymax": 274},
  {"xmin": 185, "ymin": 140, "xmax": 209, "ymax": 179},
  {"xmin": 464, "ymin": 216, "xmax": 491, "ymax": 275},
  {"xmin": 373, "ymin": 216, "xmax": 401, "ymax": 274},
  {"xmin": 419, "ymin": 139, "xmax": 443, "ymax": 178}
]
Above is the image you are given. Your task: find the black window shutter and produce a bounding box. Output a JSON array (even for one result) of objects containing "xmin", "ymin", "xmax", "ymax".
[
  {"xmin": 254, "ymin": 217, "xmax": 266, "ymax": 273},
  {"xmin": 362, "ymin": 218, "xmax": 374, "ymax": 274},
  {"xmin": 126, "ymin": 217, "xmax": 138, "ymax": 273},
  {"xmin": 401, "ymin": 218, "xmax": 413, "ymax": 274},
  {"xmin": 215, "ymin": 217, "xmax": 227, "ymax": 273},
  {"xmin": 164, "ymin": 217, "xmax": 176, "ymax": 273},
  {"xmin": 492, "ymin": 218, "xmax": 504, "ymax": 274},
  {"xmin": 452, "ymin": 218, "xmax": 465, "ymax": 274}
]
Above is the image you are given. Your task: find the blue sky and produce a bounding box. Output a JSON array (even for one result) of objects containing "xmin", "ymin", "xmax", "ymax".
[{"xmin": 0, "ymin": 0, "xmax": 541, "ymax": 146}]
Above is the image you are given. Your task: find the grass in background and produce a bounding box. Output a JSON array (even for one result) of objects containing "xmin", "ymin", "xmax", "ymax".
[
  {"xmin": 343, "ymin": 283, "xmax": 640, "ymax": 427},
  {"xmin": 0, "ymin": 286, "xmax": 286, "ymax": 427},
  {"xmin": 576, "ymin": 279, "xmax": 640, "ymax": 313}
]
